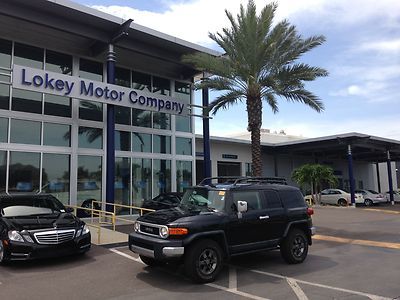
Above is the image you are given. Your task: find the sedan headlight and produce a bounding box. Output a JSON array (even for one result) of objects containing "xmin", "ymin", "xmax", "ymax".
[
  {"xmin": 82, "ymin": 225, "xmax": 90, "ymax": 235},
  {"xmin": 159, "ymin": 226, "xmax": 169, "ymax": 239},
  {"xmin": 133, "ymin": 221, "xmax": 140, "ymax": 232},
  {"xmin": 8, "ymin": 230, "xmax": 24, "ymax": 242}
]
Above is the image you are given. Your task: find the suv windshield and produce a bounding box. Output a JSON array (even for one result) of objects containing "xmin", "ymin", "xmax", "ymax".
[
  {"xmin": 0, "ymin": 196, "xmax": 65, "ymax": 217},
  {"xmin": 181, "ymin": 188, "xmax": 226, "ymax": 212}
]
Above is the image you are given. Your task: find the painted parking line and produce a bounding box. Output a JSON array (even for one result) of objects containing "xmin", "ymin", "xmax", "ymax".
[
  {"xmin": 314, "ymin": 234, "xmax": 400, "ymax": 250},
  {"xmin": 364, "ymin": 208, "xmax": 400, "ymax": 215},
  {"xmin": 286, "ymin": 278, "xmax": 308, "ymax": 300}
]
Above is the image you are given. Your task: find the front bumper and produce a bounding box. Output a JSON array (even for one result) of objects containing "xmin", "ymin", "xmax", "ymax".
[
  {"xmin": 3, "ymin": 234, "xmax": 91, "ymax": 261},
  {"xmin": 129, "ymin": 232, "xmax": 184, "ymax": 260}
]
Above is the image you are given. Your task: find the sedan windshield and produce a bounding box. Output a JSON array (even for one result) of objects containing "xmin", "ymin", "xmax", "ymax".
[
  {"xmin": 0, "ymin": 196, "xmax": 65, "ymax": 217},
  {"xmin": 181, "ymin": 188, "xmax": 226, "ymax": 212}
]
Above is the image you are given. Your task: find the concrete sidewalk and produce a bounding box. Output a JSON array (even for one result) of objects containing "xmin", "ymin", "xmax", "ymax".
[{"xmin": 89, "ymin": 226, "xmax": 128, "ymax": 245}]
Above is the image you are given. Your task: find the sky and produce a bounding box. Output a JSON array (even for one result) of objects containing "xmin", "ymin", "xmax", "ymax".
[{"xmin": 75, "ymin": 0, "xmax": 400, "ymax": 140}]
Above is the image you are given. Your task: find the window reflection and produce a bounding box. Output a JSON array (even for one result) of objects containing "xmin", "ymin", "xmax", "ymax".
[
  {"xmin": 153, "ymin": 76, "xmax": 170, "ymax": 96},
  {"xmin": 115, "ymin": 157, "xmax": 130, "ymax": 214},
  {"xmin": 79, "ymin": 100, "xmax": 103, "ymax": 122},
  {"xmin": 10, "ymin": 119, "xmax": 41, "ymax": 145},
  {"xmin": 0, "ymin": 151, "xmax": 6, "ymax": 192},
  {"xmin": 176, "ymin": 160, "xmax": 192, "ymax": 192},
  {"xmin": 0, "ymin": 118, "xmax": 7, "ymax": 143},
  {"xmin": 9, "ymin": 151, "xmax": 40, "ymax": 192},
  {"xmin": 153, "ymin": 112, "xmax": 170, "ymax": 130},
  {"xmin": 176, "ymin": 137, "xmax": 192, "ymax": 155},
  {"xmin": 115, "ymin": 67, "xmax": 130, "ymax": 87},
  {"xmin": 42, "ymin": 154, "xmax": 70, "ymax": 205},
  {"xmin": 115, "ymin": 131, "xmax": 130, "ymax": 151},
  {"xmin": 77, "ymin": 155, "xmax": 102, "ymax": 206},
  {"xmin": 14, "ymin": 43, "xmax": 43, "ymax": 69},
  {"xmin": 43, "ymin": 123, "xmax": 70, "ymax": 147},
  {"xmin": 153, "ymin": 135, "xmax": 171, "ymax": 154},
  {"xmin": 132, "ymin": 108, "xmax": 151, "ymax": 127},
  {"xmin": 132, "ymin": 71, "xmax": 151, "ymax": 92},
  {"xmin": 153, "ymin": 159, "xmax": 171, "ymax": 197},
  {"xmin": 132, "ymin": 133, "xmax": 151, "ymax": 153},
  {"xmin": 132, "ymin": 158, "xmax": 151, "ymax": 207},
  {"xmin": 46, "ymin": 50, "xmax": 72, "ymax": 75},
  {"xmin": 78, "ymin": 126, "xmax": 102, "ymax": 149},
  {"xmin": 0, "ymin": 38, "xmax": 12, "ymax": 69},
  {"xmin": 0, "ymin": 84, "xmax": 9, "ymax": 110},
  {"xmin": 12, "ymin": 89, "xmax": 42, "ymax": 114},
  {"xmin": 115, "ymin": 106, "xmax": 130, "ymax": 125},
  {"xmin": 44, "ymin": 94, "xmax": 71, "ymax": 117},
  {"xmin": 175, "ymin": 82, "xmax": 191, "ymax": 132},
  {"xmin": 79, "ymin": 59, "xmax": 103, "ymax": 82}
]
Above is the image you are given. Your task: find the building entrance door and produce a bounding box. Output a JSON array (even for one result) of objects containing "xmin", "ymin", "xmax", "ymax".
[{"xmin": 217, "ymin": 161, "xmax": 241, "ymax": 178}]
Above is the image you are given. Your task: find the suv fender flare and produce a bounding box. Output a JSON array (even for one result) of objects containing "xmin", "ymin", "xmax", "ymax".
[
  {"xmin": 183, "ymin": 230, "xmax": 229, "ymax": 258},
  {"xmin": 283, "ymin": 220, "xmax": 312, "ymax": 244}
]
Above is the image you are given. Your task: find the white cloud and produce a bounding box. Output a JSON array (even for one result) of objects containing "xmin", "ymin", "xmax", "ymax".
[{"xmin": 358, "ymin": 39, "xmax": 400, "ymax": 53}]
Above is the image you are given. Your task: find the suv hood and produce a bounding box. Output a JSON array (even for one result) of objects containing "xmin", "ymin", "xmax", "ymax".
[
  {"xmin": 138, "ymin": 206, "xmax": 214, "ymax": 225},
  {"xmin": 3, "ymin": 213, "xmax": 81, "ymax": 231}
]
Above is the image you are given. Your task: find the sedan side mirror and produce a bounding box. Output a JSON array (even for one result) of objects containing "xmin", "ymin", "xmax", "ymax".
[{"xmin": 237, "ymin": 201, "xmax": 247, "ymax": 219}]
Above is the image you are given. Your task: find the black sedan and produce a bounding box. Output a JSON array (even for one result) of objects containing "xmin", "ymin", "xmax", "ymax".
[
  {"xmin": 0, "ymin": 193, "xmax": 91, "ymax": 263},
  {"xmin": 141, "ymin": 192, "xmax": 183, "ymax": 212}
]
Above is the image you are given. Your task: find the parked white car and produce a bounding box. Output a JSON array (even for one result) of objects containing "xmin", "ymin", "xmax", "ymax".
[
  {"xmin": 384, "ymin": 191, "xmax": 400, "ymax": 203},
  {"xmin": 354, "ymin": 189, "xmax": 386, "ymax": 206},
  {"xmin": 319, "ymin": 189, "xmax": 363, "ymax": 206}
]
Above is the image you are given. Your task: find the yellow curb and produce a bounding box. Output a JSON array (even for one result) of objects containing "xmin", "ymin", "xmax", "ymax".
[
  {"xmin": 364, "ymin": 208, "xmax": 400, "ymax": 215},
  {"xmin": 314, "ymin": 234, "xmax": 400, "ymax": 250}
]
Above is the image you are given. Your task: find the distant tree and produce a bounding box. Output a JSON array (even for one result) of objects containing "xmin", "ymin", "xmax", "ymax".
[{"xmin": 183, "ymin": 0, "xmax": 327, "ymax": 176}]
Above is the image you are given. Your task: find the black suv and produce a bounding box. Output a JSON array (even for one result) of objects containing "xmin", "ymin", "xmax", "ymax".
[{"xmin": 129, "ymin": 177, "xmax": 315, "ymax": 283}]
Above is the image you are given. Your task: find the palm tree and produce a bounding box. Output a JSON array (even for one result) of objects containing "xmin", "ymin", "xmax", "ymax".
[{"xmin": 183, "ymin": 1, "xmax": 327, "ymax": 176}]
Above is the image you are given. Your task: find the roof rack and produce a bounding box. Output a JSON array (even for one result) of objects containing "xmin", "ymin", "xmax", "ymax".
[{"xmin": 198, "ymin": 176, "xmax": 287, "ymax": 186}]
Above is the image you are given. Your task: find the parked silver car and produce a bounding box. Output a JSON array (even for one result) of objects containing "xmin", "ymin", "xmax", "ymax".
[
  {"xmin": 384, "ymin": 191, "xmax": 400, "ymax": 203},
  {"xmin": 354, "ymin": 189, "xmax": 386, "ymax": 206},
  {"xmin": 319, "ymin": 189, "xmax": 363, "ymax": 206}
]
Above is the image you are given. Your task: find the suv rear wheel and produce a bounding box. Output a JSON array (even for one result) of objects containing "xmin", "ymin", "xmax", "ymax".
[
  {"xmin": 184, "ymin": 239, "xmax": 223, "ymax": 283},
  {"xmin": 280, "ymin": 229, "xmax": 308, "ymax": 264}
]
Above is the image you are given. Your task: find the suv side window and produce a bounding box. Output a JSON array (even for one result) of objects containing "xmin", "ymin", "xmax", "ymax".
[
  {"xmin": 278, "ymin": 190, "xmax": 306, "ymax": 208},
  {"xmin": 263, "ymin": 190, "xmax": 282, "ymax": 209},
  {"xmin": 232, "ymin": 191, "xmax": 262, "ymax": 211}
]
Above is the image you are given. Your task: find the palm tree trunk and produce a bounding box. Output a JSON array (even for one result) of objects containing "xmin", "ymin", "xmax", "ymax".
[{"xmin": 247, "ymin": 95, "xmax": 263, "ymax": 177}]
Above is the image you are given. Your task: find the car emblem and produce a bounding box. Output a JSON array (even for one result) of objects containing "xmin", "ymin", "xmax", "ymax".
[{"xmin": 54, "ymin": 224, "xmax": 58, "ymax": 229}]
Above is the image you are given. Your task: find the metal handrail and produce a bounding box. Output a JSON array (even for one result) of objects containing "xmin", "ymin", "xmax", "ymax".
[{"xmin": 199, "ymin": 176, "xmax": 287, "ymax": 186}]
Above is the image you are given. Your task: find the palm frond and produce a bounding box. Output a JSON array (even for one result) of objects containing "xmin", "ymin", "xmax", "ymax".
[
  {"xmin": 208, "ymin": 91, "xmax": 244, "ymax": 115},
  {"xmin": 278, "ymin": 89, "xmax": 325, "ymax": 112},
  {"xmin": 263, "ymin": 93, "xmax": 278, "ymax": 113}
]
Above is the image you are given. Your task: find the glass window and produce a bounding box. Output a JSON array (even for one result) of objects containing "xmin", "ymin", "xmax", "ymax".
[
  {"xmin": 153, "ymin": 76, "xmax": 170, "ymax": 96},
  {"xmin": 77, "ymin": 155, "xmax": 102, "ymax": 206},
  {"xmin": 10, "ymin": 119, "xmax": 41, "ymax": 145},
  {"xmin": 12, "ymin": 89, "xmax": 42, "ymax": 114},
  {"xmin": 263, "ymin": 190, "xmax": 282, "ymax": 209},
  {"xmin": 14, "ymin": 43, "xmax": 43, "ymax": 69},
  {"xmin": 0, "ymin": 84, "xmax": 9, "ymax": 110},
  {"xmin": 0, "ymin": 38, "xmax": 12, "ymax": 69},
  {"xmin": 45, "ymin": 50, "xmax": 72, "ymax": 75},
  {"xmin": 0, "ymin": 118, "xmax": 7, "ymax": 142},
  {"xmin": 232, "ymin": 191, "xmax": 262, "ymax": 211},
  {"xmin": 175, "ymin": 82, "xmax": 191, "ymax": 132},
  {"xmin": 0, "ymin": 151, "xmax": 6, "ymax": 192},
  {"xmin": 44, "ymin": 94, "xmax": 71, "ymax": 117},
  {"xmin": 132, "ymin": 133, "xmax": 151, "ymax": 153},
  {"xmin": 153, "ymin": 135, "xmax": 171, "ymax": 154},
  {"xmin": 153, "ymin": 159, "xmax": 171, "ymax": 197},
  {"xmin": 132, "ymin": 158, "xmax": 151, "ymax": 207},
  {"xmin": 115, "ymin": 67, "xmax": 130, "ymax": 87},
  {"xmin": 79, "ymin": 59, "xmax": 103, "ymax": 81},
  {"xmin": 78, "ymin": 126, "xmax": 102, "ymax": 149},
  {"xmin": 79, "ymin": 100, "xmax": 103, "ymax": 122},
  {"xmin": 115, "ymin": 157, "xmax": 131, "ymax": 214},
  {"xmin": 115, "ymin": 131, "xmax": 130, "ymax": 151},
  {"xmin": 176, "ymin": 137, "xmax": 192, "ymax": 155},
  {"xmin": 245, "ymin": 163, "xmax": 252, "ymax": 176},
  {"xmin": 153, "ymin": 113, "xmax": 170, "ymax": 130},
  {"xmin": 278, "ymin": 190, "xmax": 306, "ymax": 208},
  {"xmin": 132, "ymin": 108, "xmax": 151, "ymax": 127},
  {"xmin": 176, "ymin": 160, "xmax": 192, "ymax": 192},
  {"xmin": 43, "ymin": 123, "xmax": 70, "ymax": 147},
  {"xmin": 115, "ymin": 106, "xmax": 130, "ymax": 125},
  {"xmin": 9, "ymin": 151, "xmax": 40, "ymax": 192},
  {"xmin": 132, "ymin": 71, "xmax": 151, "ymax": 92},
  {"xmin": 42, "ymin": 154, "xmax": 70, "ymax": 205}
]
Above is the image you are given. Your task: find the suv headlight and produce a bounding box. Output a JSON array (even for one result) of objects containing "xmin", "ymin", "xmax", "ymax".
[
  {"xmin": 159, "ymin": 226, "xmax": 169, "ymax": 238},
  {"xmin": 8, "ymin": 230, "xmax": 24, "ymax": 242},
  {"xmin": 133, "ymin": 221, "xmax": 140, "ymax": 232}
]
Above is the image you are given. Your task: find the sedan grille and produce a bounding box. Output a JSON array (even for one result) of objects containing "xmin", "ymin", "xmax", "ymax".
[{"xmin": 34, "ymin": 229, "xmax": 76, "ymax": 245}]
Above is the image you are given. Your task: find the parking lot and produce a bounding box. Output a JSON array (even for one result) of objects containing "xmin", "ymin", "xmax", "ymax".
[{"xmin": 1, "ymin": 206, "xmax": 400, "ymax": 300}]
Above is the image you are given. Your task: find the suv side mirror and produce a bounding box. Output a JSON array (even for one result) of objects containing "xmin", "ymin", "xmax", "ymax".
[{"xmin": 237, "ymin": 201, "xmax": 247, "ymax": 219}]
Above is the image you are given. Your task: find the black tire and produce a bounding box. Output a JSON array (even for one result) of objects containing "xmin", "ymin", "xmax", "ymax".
[
  {"xmin": 280, "ymin": 229, "xmax": 309, "ymax": 264},
  {"xmin": 338, "ymin": 198, "xmax": 347, "ymax": 206},
  {"xmin": 0, "ymin": 241, "xmax": 6, "ymax": 265},
  {"xmin": 364, "ymin": 199, "xmax": 373, "ymax": 206},
  {"xmin": 139, "ymin": 255, "xmax": 164, "ymax": 267},
  {"xmin": 184, "ymin": 239, "xmax": 223, "ymax": 283}
]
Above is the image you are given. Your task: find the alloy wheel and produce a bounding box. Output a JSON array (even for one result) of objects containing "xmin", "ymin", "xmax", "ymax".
[
  {"xmin": 292, "ymin": 236, "xmax": 306, "ymax": 258},
  {"xmin": 198, "ymin": 248, "xmax": 218, "ymax": 276}
]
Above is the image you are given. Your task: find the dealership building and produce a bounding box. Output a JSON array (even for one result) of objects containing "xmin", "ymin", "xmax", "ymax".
[{"xmin": 0, "ymin": 0, "xmax": 399, "ymax": 211}]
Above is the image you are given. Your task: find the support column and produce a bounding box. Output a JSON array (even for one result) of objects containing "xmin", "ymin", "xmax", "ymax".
[
  {"xmin": 202, "ymin": 86, "xmax": 211, "ymax": 183},
  {"xmin": 387, "ymin": 150, "xmax": 395, "ymax": 205},
  {"xmin": 375, "ymin": 162, "xmax": 381, "ymax": 193},
  {"xmin": 106, "ymin": 44, "xmax": 116, "ymax": 211},
  {"xmin": 347, "ymin": 145, "xmax": 356, "ymax": 207}
]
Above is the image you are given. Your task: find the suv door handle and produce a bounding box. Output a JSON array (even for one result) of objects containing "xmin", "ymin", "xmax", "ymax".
[{"xmin": 259, "ymin": 215, "xmax": 270, "ymax": 220}]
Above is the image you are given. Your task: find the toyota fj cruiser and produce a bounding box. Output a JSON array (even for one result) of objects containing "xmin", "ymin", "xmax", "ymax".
[{"xmin": 129, "ymin": 177, "xmax": 316, "ymax": 283}]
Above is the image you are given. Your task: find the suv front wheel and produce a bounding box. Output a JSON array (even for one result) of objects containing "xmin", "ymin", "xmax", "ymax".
[
  {"xmin": 184, "ymin": 239, "xmax": 223, "ymax": 283},
  {"xmin": 280, "ymin": 228, "xmax": 308, "ymax": 264}
]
